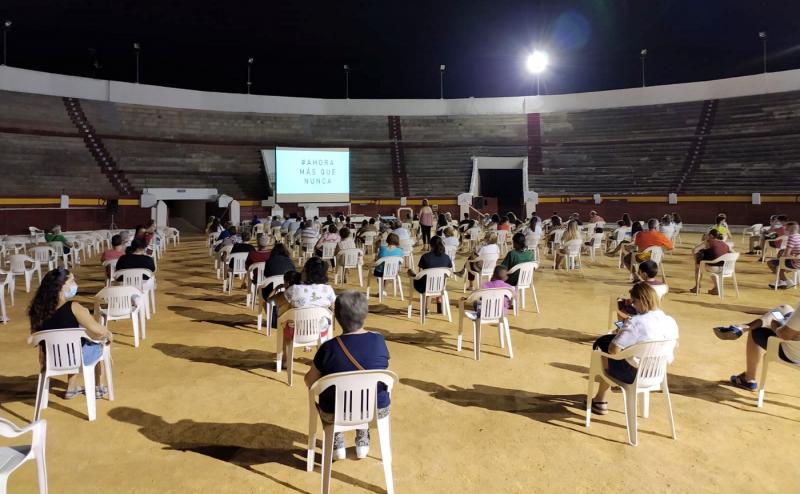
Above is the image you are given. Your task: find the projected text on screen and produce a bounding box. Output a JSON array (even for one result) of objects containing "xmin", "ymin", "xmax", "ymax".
[{"xmin": 275, "ymin": 147, "xmax": 350, "ymax": 203}]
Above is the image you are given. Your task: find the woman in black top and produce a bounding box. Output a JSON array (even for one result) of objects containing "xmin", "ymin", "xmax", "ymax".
[
  {"xmin": 29, "ymin": 268, "xmax": 113, "ymax": 399},
  {"xmin": 408, "ymin": 236, "xmax": 453, "ymax": 293},
  {"xmin": 261, "ymin": 243, "xmax": 297, "ymax": 299}
]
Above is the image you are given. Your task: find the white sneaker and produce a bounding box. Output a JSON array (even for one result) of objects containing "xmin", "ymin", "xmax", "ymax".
[
  {"xmin": 356, "ymin": 446, "xmax": 369, "ymax": 459},
  {"xmin": 334, "ymin": 448, "xmax": 346, "ymax": 461}
]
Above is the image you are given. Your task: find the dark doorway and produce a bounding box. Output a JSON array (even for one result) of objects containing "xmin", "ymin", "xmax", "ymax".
[{"xmin": 479, "ymin": 169, "xmax": 523, "ymax": 216}]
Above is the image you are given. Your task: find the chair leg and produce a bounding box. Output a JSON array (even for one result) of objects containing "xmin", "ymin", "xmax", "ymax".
[
  {"xmin": 585, "ymin": 372, "xmax": 595, "ymax": 428},
  {"xmin": 622, "ymin": 387, "xmax": 638, "ymax": 446},
  {"xmin": 321, "ymin": 425, "xmax": 335, "ymax": 494},
  {"xmin": 498, "ymin": 321, "xmax": 505, "ymax": 349},
  {"xmin": 444, "ymin": 292, "xmax": 452, "ymax": 322},
  {"xmin": 276, "ymin": 328, "xmax": 284, "ymax": 373},
  {"xmin": 35, "ymin": 440, "xmax": 47, "ymax": 494},
  {"xmin": 377, "ymin": 416, "xmax": 394, "ymax": 494},
  {"xmin": 104, "ymin": 348, "xmax": 115, "ymax": 401},
  {"xmin": 733, "ymin": 273, "xmax": 740, "ymax": 297},
  {"xmin": 473, "ymin": 322, "xmax": 480, "ymax": 361},
  {"xmin": 34, "ymin": 374, "xmax": 48, "ymax": 420},
  {"xmin": 757, "ymin": 353, "xmax": 772, "ymax": 408},
  {"xmin": 503, "ymin": 319, "xmax": 513, "ymax": 359},
  {"xmin": 397, "ymin": 278, "xmax": 404, "ymax": 301},
  {"xmin": 83, "ymin": 365, "xmax": 97, "ymax": 421},
  {"xmin": 131, "ymin": 312, "xmax": 140, "ymax": 348},
  {"xmin": 662, "ymin": 379, "xmax": 677, "ymax": 439},
  {"xmin": 287, "ymin": 344, "xmax": 295, "ymax": 386},
  {"xmin": 531, "ymin": 284, "xmax": 540, "ymax": 313},
  {"xmin": 641, "ymin": 391, "xmax": 650, "ymax": 418},
  {"xmin": 307, "ymin": 413, "xmax": 318, "ymax": 472}
]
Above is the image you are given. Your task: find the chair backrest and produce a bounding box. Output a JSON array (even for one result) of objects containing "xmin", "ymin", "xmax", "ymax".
[
  {"xmin": 508, "ymin": 261, "xmax": 537, "ymax": 289},
  {"xmin": 478, "ymin": 253, "xmax": 499, "ymax": 276},
  {"xmin": 48, "ymin": 242, "xmax": 65, "ymax": 256},
  {"xmin": 247, "ymin": 262, "xmax": 266, "ymax": 285},
  {"xmin": 114, "ymin": 268, "xmax": 154, "ymax": 292},
  {"xmin": 591, "ymin": 232, "xmax": 604, "ymax": 248},
  {"xmin": 363, "ymin": 231, "xmax": 377, "ymax": 243},
  {"xmin": 628, "ymin": 340, "xmax": 676, "ymax": 389},
  {"xmin": 280, "ymin": 307, "xmax": 332, "ymax": 346},
  {"xmin": 746, "ymin": 223, "xmax": 763, "ymax": 235},
  {"xmin": 644, "ymin": 246, "xmax": 664, "ymax": 264},
  {"xmin": 28, "ymin": 328, "xmax": 90, "ymax": 373},
  {"xmin": 496, "ymin": 230, "xmax": 508, "ymax": 246},
  {"xmin": 468, "ymin": 227, "xmax": 482, "ymax": 241},
  {"xmin": 96, "ymin": 285, "xmax": 142, "ymax": 318},
  {"xmin": 444, "ymin": 245, "xmax": 457, "ymax": 265},
  {"xmin": 652, "ymin": 283, "xmax": 669, "ymax": 300},
  {"xmin": 321, "ymin": 242, "xmax": 337, "ymax": 260},
  {"xmin": 310, "ymin": 369, "xmax": 398, "ymax": 427},
  {"xmin": 102, "ymin": 259, "xmax": 118, "ymax": 279},
  {"xmin": 720, "ymin": 252, "xmax": 739, "ymax": 276},
  {"xmin": 260, "ymin": 274, "xmax": 285, "ymax": 293},
  {"xmin": 400, "ymin": 239, "xmax": 414, "ymax": 255},
  {"xmin": 229, "ymin": 252, "xmax": 249, "ymax": 273},
  {"xmin": 471, "ymin": 288, "xmax": 514, "ymax": 322},
  {"xmin": 564, "ymin": 239, "xmax": 583, "ymax": 255},
  {"xmin": 552, "ymin": 229, "xmax": 565, "ymax": 244},
  {"xmin": 32, "ymin": 246, "xmax": 55, "ymax": 263},
  {"xmin": 375, "ymin": 256, "xmax": 403, "ymax": 279},
  {"xmin": 9, "ymin": 254, "xmax": 33, "ymax": 273},
  {"xmin": 419, "ymin": 267, "xmax": 450, "ymax": 295},
  {"xmin": 613, "ymin": 227, "xmax": 629, "ymax": 242},
  {"xmin": 338, "ymin": 248, "xmax": 362, "ymax": 268}
]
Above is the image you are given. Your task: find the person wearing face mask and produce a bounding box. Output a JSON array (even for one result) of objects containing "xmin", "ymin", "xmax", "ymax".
[{"xmin": 28, "ymin": 268, "xmax": 113, "ymax": 400}]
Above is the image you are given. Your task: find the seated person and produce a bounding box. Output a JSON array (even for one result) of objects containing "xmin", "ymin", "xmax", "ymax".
[
  {"xmin": 497, "ymin": 216, "xmax": 511, "ymax": 231},
  {"xmin": 584, "ymin": 227, "xmax": 604, "ymax": 248},
  {"xmin": 524, "ymin": 217, "xmax": 542, "ymax": 250},
  {"xmin": 501, "ymin": 233, "xmax": 535, "ymax": 284},
  {"xmin": 45, "ymin": 225, "xmax": 74, "ymax": 255},
  {"xmin": 315, "ymin": 224, "xmax": 341, "ymax": 258},
  {"xmin": 101, "ymin": 234, "xmax": 125, "ymax": 263},
  {"xmin": 246, "ymin": 235, "xmax": 271, "ymax": 268},
  {"xmin": 29, "ymin": 268, "xmax": 113, "ymax": 399},
  {"xmin": 392, "ymin": 221, "xmax": 411, "ymax": 241},
  {"xmin": 767, "ymin": 221, "xmax": 800, "ymax": 289},
  {"xmin": 260, "ymin": 243, "xmax": 296, "ymax": 300},
  {"xmin": 442, "ymin": 227, "xmax": 460, "ymax": 249},
  {"xmin": 277, "ymin": 257, "xmax": 336, "ymax": 344},
  {"xmin": 336, "ymin": 227, "xmax": 357, "ymax": 252},
  {"xmin": 754, "ymin": 214, "xmax": 788, "ymax": 259},
  {"xmin": 457, "ymin": 232, "xmax": 500, "ymax": 290},
  {"xmin": 374, "ymin": 233, "xmax": 403, "ymax": 278},
  {"xmin": 659, "ymin": 214, "xmax": 675, "ymax": 240},
  {"xmin": 458, "ymin": 213, "xmax": 472, "ymax": 229},
  {"xmin": 589, "ymin": 210, "xmax": 605, "ymax": 227},
  {"xmin": 621, "ymin": 219, "xmax": 672, "ymax": 271},
  {"xmin": 590, "ymin": 283, "xmax": 679, "ymax": 415},
  {"xmin": 555, "ymin": 220, "xmax": 582, "ymax": 269},
  {"xmin": 689, "ymin": 229, "xmax": 730, "ymax": 295},
  {"xmin": 115, "ymin": 238, "xmax": 156, "ymax": 287},
  {"xmin": 713, "ymin": 303, "xmax": 800, "ymax": 391},
  {"xmin": 545, "ymin": 217, "xmax": 565, "ymax": 254},
  {"xmin": 231, "ymin": 231, "xmax": 255, "ymax": 255},
  {"xmin": 615, "ymin": 261, "xmax": 667, "ymax": 321},
  {"xmin": 474, "ymin": 265, "xmax": 515, "ymax": 315},
  {"xmin": 408, "ymin": 236, "xmax": 453, "ymax": 294},
  {"xmin": 304, "ymin": 291, "xmax": 390, "ymax": 461},
  {"xmin": 298, "ymin": 221, "xmax": 318, "ymax": 245}
]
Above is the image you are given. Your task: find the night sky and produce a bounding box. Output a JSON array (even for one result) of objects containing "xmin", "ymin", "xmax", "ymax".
[{"xmin": 0, "ymin": 0, "xmax": 795, "ymax": 99}]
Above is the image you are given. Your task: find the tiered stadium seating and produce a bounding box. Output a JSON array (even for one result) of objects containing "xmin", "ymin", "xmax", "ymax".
[
  {"xmin": 0, "ymin": 90, "xmax": 77, "ymax": 133},
  {"xmin": 531, "ymin": 102, "xmax": 703, "ymax": 195}
]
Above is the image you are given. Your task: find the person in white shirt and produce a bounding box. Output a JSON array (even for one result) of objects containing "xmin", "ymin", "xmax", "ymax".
[
  {"xmin": 442, "ymin": 227, "xmax": 460, "ymax": 249},
  {"xmin": 713, "ymin": 303, "xmax": 800, "ymax": 391},
  {"xmin": 392, "ymin": 221, "xmax": 410, "ymax": 241},
  {"xmin": 280, "ymin": 216, "xmax": 295, "ymax": 234},
  {"xmin": 456, "ymin": 232, "xmax": 500, "ymax": 290},
  {"xmin": 589, "ymin": 282, "xmax": 679, "ymax": 415}
]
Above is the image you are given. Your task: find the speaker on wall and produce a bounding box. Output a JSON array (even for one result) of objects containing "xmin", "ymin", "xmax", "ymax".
[
  {"xmin": 472, "ymin": 196, "xmax": 485, "ymax": 209},
  {"xmin": 106, "ymin": 199, "xmax": 119, "ymax": 215}
]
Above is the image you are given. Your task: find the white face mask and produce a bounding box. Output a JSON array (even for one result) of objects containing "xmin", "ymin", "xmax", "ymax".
[{"xmin": 64, "ymin": 282, "xmax": 78, "ymax": 299}]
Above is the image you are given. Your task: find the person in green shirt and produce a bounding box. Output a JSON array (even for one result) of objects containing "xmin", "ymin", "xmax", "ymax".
[
  {"xmin": 44, "ymin": 225, "xmax": 73, "ymax": 254},
  {"xmin": 501, "ymin": 233, "xmax": 535, "ymax": 286}
]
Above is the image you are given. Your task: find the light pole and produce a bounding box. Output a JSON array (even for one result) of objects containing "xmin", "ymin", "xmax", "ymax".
[
  {"xmin": 640, "ymin": 48, "xmax": 648, "ymax": 87},
  {"xmin": 2, "ymin": 20, "xmax": 11, "ymax": 66},
  {"xmin": 133, "ymin": 42, "xmax": 141, "ymax": 83},
  {"xmin": 247, "ymin": 57, "xmax": 254, "ymax": 94},
  {"xmin": 439, "ymin": 64, "xmax": 445, "ymax": 99},
  {"xmin": 526, "ymin": 50, "xmax": 549, "ymax": 96},
  {"xmin": 759, "ymin": 31, "xmax": 768, "ymax": 74},
  {"xmin": 343, "ymin": 64, "xmax": 350, "ymax": 99}
]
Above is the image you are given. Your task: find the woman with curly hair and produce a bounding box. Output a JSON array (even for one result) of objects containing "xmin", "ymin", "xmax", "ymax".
[{"xmin": 29, "ymin": 268, "xmax": 113, "ymax": 400}]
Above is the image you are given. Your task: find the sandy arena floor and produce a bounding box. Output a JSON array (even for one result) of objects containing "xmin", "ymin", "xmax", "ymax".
[{"xmin": 1, "ymin": 233, "xmax": 799, "ymax": 493}]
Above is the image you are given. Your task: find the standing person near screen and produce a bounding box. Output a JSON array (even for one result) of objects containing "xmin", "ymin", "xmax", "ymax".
[{"xmin": 419, "ymin": 199, "xmax": 434, "ymax": 250}]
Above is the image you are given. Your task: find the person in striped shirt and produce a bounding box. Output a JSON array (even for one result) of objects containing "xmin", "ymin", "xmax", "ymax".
[{"xmin": 768, "ymin": 221, "xmax": 800, "ymax": 289}]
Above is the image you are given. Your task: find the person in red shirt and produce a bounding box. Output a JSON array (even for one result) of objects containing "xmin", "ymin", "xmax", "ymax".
[
  {"xmin": 246, "ymin": 235, "xmax": 271, "ymax": 268},
  {"xmin": 100, "ymin": 234, "xmax": 125, "ymax": 263},
  {"xmin": 622, "ymin": 219, "xmax": 673, "ymax": 272},
  {"xmin": 689, "ymin": 229, "xmax": 731, "ymax": 295}
]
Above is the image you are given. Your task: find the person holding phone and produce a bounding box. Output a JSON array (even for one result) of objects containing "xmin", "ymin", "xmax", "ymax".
[{"xmin": 714, "ymin": 303, "xmax": 800, "ymax": 390}]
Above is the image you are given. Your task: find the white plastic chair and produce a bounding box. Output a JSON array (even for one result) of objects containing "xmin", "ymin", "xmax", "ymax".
[
  {"xmin": 742, "ymin": 223, "xmax": 763, "ymax": 248},
  {"xmin": 361, "ymin": 231, "xmax": 378, "ymax": 256},
  {"xmin": 463, "ymin": 253, "xmax": 499, "ymax": 292},
  {"xmin": 246, "ymin": 262, "xmax": 266, "ymax": 308},
  {"xmin": 457, "ymin": 288, "xmax": 515, "ymax": 360},
  {"xmin": 556, "ymin": 239, "xmax": 584, "ymax": 271},
  {"xmin": 585, "ymin": 233, "xmax": 605, "ymax": 263},
  {"xmin": 7, "ymin": 254, "xmax": 41, "ymax": 292},
  {"xmin": 400, "ymin": 239, "xmax": 415, "ymax": 268},
  {"xmin": 507, "ymin": 261, "xmax": 540, "ymax": 313},
  {"xmin": 548, "ymin": 229, "xmax": 565, "ymax": 254},
  {"xmin": 307, "ymin": 370, "xmax": 398, "ymax": 494},
  {"xmin": 95, "ymin": 285, "xmax": 146, "ymax": 347},
  {"xmin": 320, "ymin": 242, "xmax": 337, "ymax": 267},
  {"xmin": 366, "ymin": 257, "xmax": 404, "ymax": 302},
  {"xmin": 696, "ymin": 252, "xmax": 739, "ymax": 299},
  {"xmin": 114, "ymin": 268, "xmax": 156, "ymax": 319},
  {"xmin": 224, "ymin": 252, "xmax": 249, "ymax": 294},
  {"xmin": 757, "ymin": 337, "xmax": 800, "ymax": 407},
  {"xmin": 0, "ymin": 418, "xmax": 47, "ymax": 494},
  {"xmin": 773, "ymin": 256, "xmax": 800, "ymax": 291},
  {"xmin": 31, "ymin": 246, "xmax": 57, "ymax": 272},
  {"xmin": 335, "ymin": 248, "xmax": 364, "ymax": 287},
  {"xmin": 762, "ymin": 235, "xmax": 787, "ymax": 263},
  {"xmin": 0, "ymin": 271, "xmax": 11, "ymax": 324},
  {"xmin": 256, "ymin": 275, "xmax": 285, "ymax": 334},
  {"xmin": 214, "ymin": 244, "xmax": 233, "ymax": 278},
  {"xmin": 407, "ymin": 268, "xmax": 452, "ymax": 324},
  {"xmin": 642, "ymin": 246, "xmax": 666, "ymax": 281},
  {"xmin": 47, "ymin": 242, "xmax": 70, "ymax": 269},
  {"xmin": 465, "ymin": 227, "xmax": 482, "ymax": 253},
  {"xmin": 102, "ymin": 259, "xmax": 118, "ymax": 287},
  {"xmin": 496, "ymin": 230, "xmax": 508, "ymax": 255},
  {"xmin": 29, "ymin": 328, "xmax": 114, "ymax": 422},
  {"xmin": 585, "ymin": 340, "xmax": 677, "ymax": 446},
  {"xmin": 276, "ymin": 307, "xmax": 333, "ymax": 386},
  {"xmin": 167, "ymin": 227, "xmax": 180, "ymax": 246}
]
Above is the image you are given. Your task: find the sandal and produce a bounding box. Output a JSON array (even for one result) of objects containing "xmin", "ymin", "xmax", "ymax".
[
  {"xmin": 64, "ymin": 386, "xmax": 85, "ymax": 400},
  {"xmin": 713, "ymin": 326, "xmax": 744, "ymax": 340},
  {"xmin": 729, "ymin": 373, "xmax": 757, "ymax": 391},
  {"xmin": 590, "ymin": 400, "xmax": 608, "ymax": 415},
  {"xmin": 95, "ymin": 386, "xmax": 109, "ymax": 399}
]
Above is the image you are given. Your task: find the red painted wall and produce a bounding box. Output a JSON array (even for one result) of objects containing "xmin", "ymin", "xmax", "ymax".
[{"xmin": 0, "ymin": 205, "xmax": 151, "ymax": 234}]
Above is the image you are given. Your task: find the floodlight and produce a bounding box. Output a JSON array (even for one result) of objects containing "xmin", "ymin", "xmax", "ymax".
[
  {"xmin": 526, "ymin": 50, "xmax": 549, "ymax": 74},
  {"xmin": 3, "ymin": 20, "xmax": 11, "ymax": 28},
  {"xmin": 343, "ymin": 64, "xmax": 349, "ymax": 70},
  {"xmin": 640, "ymin": 48, "xmax": 648, "ymax": 57},
  {"xmin": 758, "ymin": 31, "xmax": 767, "ymax": 39},
  {"xmin": 440, "ymin": 64, "xmax": 446, "ymax": 71},
  {"xmin": 248, "ymin": 57, "xmax": 254, "ymax": 64},
  {"xmin": 133, "ymin": 42, "xmax": 140, "ymax": 50}
]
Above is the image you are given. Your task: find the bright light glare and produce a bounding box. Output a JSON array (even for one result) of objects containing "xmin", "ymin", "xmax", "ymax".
[{"xmin": 526, "ymin": 50, "xmax": 549, "ymax": 74}]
